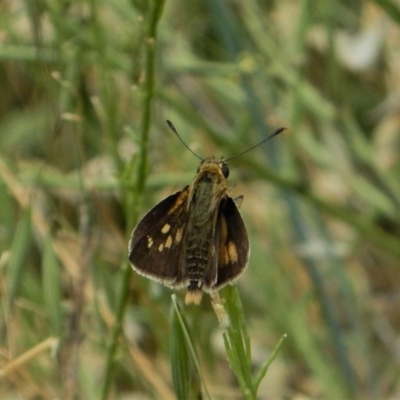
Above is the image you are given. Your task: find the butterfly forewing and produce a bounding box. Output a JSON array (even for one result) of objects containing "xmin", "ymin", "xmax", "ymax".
[{"xmin": 129, "ymin": 189, "xmax": 190, "ymax": 287}]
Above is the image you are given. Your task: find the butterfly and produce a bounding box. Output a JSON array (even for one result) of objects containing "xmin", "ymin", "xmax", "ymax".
[{"xmin": 128, "ymin": 120, "xmax": 283, "ymax": 304}]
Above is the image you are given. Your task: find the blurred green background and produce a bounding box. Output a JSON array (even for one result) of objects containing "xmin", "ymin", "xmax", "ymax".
[{"xmin": 1, "ymin": 0, "xmax": 400, "ymax": 399}]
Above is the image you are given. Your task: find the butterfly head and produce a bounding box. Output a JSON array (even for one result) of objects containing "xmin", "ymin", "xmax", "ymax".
[{"xmin": 196, "ymin": 157, "xmax": 229, "ymax": 179}]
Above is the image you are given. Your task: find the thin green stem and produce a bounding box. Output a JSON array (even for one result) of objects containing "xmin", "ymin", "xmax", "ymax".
[
  {"xmin": 253, "ymin": 334, "xmax": 287, "ymax": 392},
  {"xmin": 136, "ymin": 0, "xmax": 165, "ymax": 195},
  {"xmin": 100, "ymin": 2, "xmax": 165, "ymax": 398},
  {"xmin": 171, "ymin": 295, "xmax": 211, "ymax": 400},
  {"xmin": 222, "ymin": 286, "xmax": 256, "ymax": 399}
]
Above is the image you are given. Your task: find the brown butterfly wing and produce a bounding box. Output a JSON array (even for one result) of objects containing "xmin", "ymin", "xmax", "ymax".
[
  {"xmin": 128, "ymin": 188, "xmax": 190, "ymax": 288},
  {"xmin": 212, "ymin": 196, "xmax": 250, "ymax": 289}
]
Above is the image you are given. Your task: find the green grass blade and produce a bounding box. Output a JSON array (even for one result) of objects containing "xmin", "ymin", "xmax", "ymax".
[
  {"xmin": 220, "ymin": 286, "xmax": 256, "ymax": 399},
  {"xmin": 2, "ymin": 209, "xmax": 32, "ymax": 341},
  {"xmin": 253, "ymin": 334, "xmax": 287, "ymax": 392},
  {"xmin": 42, "ymin": 237, "xmax": 62, "ymax": 336},
  {"xmin": 171, "ymin": 295, "xmax": 211, "ymax": 400}
]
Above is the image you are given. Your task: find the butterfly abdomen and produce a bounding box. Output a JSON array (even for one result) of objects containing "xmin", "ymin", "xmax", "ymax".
[{"xmin": 186, "ymin": 242, "xmax": 212, "ymax": 283}]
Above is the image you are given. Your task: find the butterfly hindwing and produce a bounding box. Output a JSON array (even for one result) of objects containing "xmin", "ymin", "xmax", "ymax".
[{"xmin": 213, "ymin": 196, "xmax": 250, "ymax": 289}]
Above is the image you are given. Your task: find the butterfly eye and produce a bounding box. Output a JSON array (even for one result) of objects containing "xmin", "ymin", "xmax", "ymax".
[{"xmin": 221, "ymin": 163, "xmax": 229, "ymax": 178}]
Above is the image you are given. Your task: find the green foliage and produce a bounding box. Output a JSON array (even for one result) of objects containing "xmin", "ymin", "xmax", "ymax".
[
  {"xmin": 1, "ymin": 0, "xmax": 400, "ymax": 399},
  {"xmin": 170, "ymin": 296, "xmax": 204, "ymax": 400}
]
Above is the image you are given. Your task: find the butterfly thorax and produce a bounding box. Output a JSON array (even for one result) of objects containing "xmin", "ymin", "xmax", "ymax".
[{"xmin": 185, "ymin": 160, "xmax": 228, "ymax": 295}]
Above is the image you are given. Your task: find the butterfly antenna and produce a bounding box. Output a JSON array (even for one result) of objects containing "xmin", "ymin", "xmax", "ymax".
[
  {"xmin": 225, "ymin": 127, "xmax": 285, "ymax": 162},
  {"xmin": 166, "ymin": 120, "xmax": 204, "ymax": 161}
]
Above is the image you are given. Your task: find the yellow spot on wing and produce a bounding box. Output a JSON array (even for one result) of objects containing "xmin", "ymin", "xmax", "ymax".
[
  {"xmin": 175, "ymin": 228, "xmax": 183, "ymax": 244},
  {"xmin": 165, "ymin": 235, "xmax": 173, "ymax": 248},
  {"xmin": 161, "ymin": 223, "xmax": 170, "ymax": 234},
  {"xmin": 158, "ymin": 243, "xmax": 164, "ymax": 252},
  {"xmin": 228, "ymin": 242, "xmax": 238, "ymax": 263},
  {"xmin": 224, "ymin": 247, "xmax": 229, "ymax": 264},
  {"xmin": 147, "ymin": 236, "xmax": 153, "ymax": 248}
]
